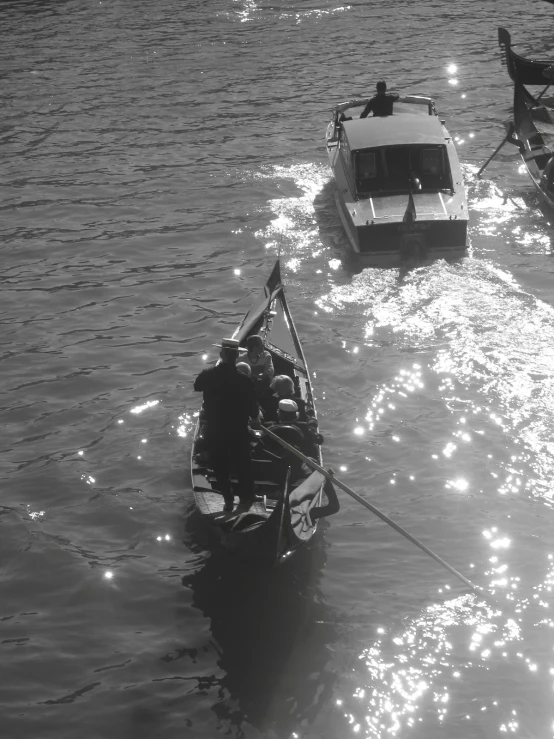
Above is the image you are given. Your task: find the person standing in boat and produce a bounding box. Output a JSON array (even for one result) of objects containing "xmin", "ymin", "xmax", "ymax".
[
  {"xmin": 360, "ymin": 81, "xmax": 399, "ymax": 118},
  {"xmin": 194, "ymin": 338, "xmax": 259, "ymax": 513},
  {"xmin": 239, "ymin": 335, "xmax": 274, "ymax": 389}
]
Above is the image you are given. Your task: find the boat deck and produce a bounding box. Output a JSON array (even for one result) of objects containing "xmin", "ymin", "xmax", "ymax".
[{"xmin": 194, "ymin": 490, "xmax": 270, "ymax": 521}]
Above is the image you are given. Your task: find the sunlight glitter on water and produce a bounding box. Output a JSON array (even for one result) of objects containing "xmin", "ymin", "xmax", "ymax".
[
  {"xmin": 339, "ymin": 523, "xmax": 554, "ymax": 738},
  {"xmin": 364, "ymin": 366, "xmax": 424, "ymax": 432},
  {"xmin": 318, "ymin": 259, "xmax": 554, "ymax": 510},
  {"xmin": 177, "ymin": 412, "xmax": 195, "ymax": 438},
  {"xmin": 314, "ymin": 247, "xmax": 554, "ymax": 737},
  {"xmin": 254, "ymin": 163, "xmax": 329, "ymax": 261},
  {"xmin": 228, "ymin": 0, "xmax": 259, "ymax": 22},
  {"xmin": 342, "ymin": 590, "xmax": 553, "ymax": 737},
  {"xmin": 130, "ymin": 400, "xmax": 160, "ymax": 415},
  {"xmin": 278, "ymin": 5, "xmax": 352, "ymax": 22}
]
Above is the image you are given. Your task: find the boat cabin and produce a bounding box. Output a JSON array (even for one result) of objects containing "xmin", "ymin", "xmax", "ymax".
[{"xmin": 337, "ymin": 115, "xmax": 453, "ymax": 197}]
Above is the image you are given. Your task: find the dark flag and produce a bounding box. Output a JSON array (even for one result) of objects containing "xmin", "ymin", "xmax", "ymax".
[{"xmin": 403, "ymin": 192, "xmax": 417, "ymax": 223}]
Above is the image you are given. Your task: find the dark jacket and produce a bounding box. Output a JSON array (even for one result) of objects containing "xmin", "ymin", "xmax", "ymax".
[
  {"xmin": 194, "ymin": 362, "xmax": 258, "ymax": 436},
  {"xmin": 360, "ymin": 92, "xmax": 399, "ymax": 118}
]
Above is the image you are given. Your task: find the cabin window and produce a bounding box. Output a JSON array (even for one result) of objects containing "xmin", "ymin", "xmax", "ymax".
[
  {"xmin": 357, "ymin": 151, "xmax": 377, "ymax": 179},
  {"xmin": 413, "ymin": 146, "xmax": 451, "ymax": 190},
  {"xmin": 421, "ymin": 148, "xmax": 443, "ymax": 175},
  {"xmin": 384, "ymin": 148, "xmax": 411, "ymax": 187},
  {"xmin": 353, "ymin": 145, "xmax": 452, "ymax": 195},
  {"xmin": 355, "ymin": 151, "xmax": 379, "ymax": 192}
]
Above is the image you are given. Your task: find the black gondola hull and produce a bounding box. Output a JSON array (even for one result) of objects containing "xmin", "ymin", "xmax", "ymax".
[
  {"xmin": 513, "ymin": 82, "xmax": 554, "ymax": 211},
  {"xmin": 498, "ymin": 27, "xmax": 554, "ymax": 86},
  {"xmin": 190, "ymin": 261, "xmax": 330, "ymax": 566}
]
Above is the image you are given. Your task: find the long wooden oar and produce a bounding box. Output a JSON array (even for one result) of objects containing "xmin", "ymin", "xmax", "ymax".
[
  {"xmin": 477, "ymin": 122, "xmax": 523, "ymax": 179},
  {"xmin": 477, "ymin": 135, "xmax": 510, "ymax": 178},
  {"xmin": 261, "ymin": 426, "xmax": 482, "ymax": 595}
]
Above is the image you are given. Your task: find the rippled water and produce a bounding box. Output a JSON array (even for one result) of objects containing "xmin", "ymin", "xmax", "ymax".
[{"xmin": 3, "ymin": 0, "xmax": 554, "ymax": 737}]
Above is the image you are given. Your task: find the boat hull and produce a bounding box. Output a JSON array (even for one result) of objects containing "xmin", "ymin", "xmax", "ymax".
[
  {"xmin": 333, "ymin": 190, "xmax": 467, "ymax": 264},
  {"xmin": 498, "ymin": 27, "xmax": 554, "ymax": 86}
]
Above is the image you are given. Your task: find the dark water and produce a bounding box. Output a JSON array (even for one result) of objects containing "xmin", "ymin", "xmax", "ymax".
[{"xmin": 3, "ymin": 0, "xmax": 554, "ymax": 737}]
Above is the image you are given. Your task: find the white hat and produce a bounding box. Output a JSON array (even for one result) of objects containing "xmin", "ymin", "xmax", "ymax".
[
  {"xmin": 278, "ymin": 398, "xmax": 298, "ymax": 414},
  {"xmin": 213, "ymin": 337, "xmax": 240, "ymax": 349}
]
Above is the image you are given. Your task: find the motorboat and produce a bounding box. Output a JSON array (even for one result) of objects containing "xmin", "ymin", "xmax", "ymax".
[{"xmin": 325, "ymin": 95, "xmax": 468, "ymax": 264}]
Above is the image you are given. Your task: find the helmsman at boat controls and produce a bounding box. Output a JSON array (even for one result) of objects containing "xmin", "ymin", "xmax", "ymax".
[
  {"xmin": 360, "ymin": 80, "xmax": 399, "ymax": 118},
  {"xmin": 193, "ymin": 338, "xmax": 259, "ymax": 512}
]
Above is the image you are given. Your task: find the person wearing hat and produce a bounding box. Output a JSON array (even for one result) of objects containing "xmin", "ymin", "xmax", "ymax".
[
  {"xmin": 262, "ymin": 398, "xmax": 305, "ymax": 457},
  {"xmin": 276, "ymin": 398, "xmax": 302, "ymax": 423},
  {"xmin": 266, "ymin": 398, "xmax": 324, "ymax": 459},
  {"xmin": 260, "ymin": 374, "xmax": 310, "ymax": 423},
  {"xmin": 194, "ymin": 337, "xmax": 259, "ymax": 512}
]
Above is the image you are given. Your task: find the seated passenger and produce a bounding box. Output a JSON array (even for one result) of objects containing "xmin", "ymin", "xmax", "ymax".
[
  {"xmin": 261, "ymin": 399, "xmax": 305, "ymax": 478},
  {"xmin": 265, "ymin": 399, "xmax": 305, "ymax": 444},
  {"xmin": 240, "ymin": 335, "xmax": 274, "ymax": 390},
  {"xmin": 265, "ymin": 399, "xmax": 323, "ymax": 459},
  {"xmin": 261, "ymin": 374, "xmax": 310, "ymax": 422},
  {"xmin": 360, "ymin": 80, "xmax": 399, "ymax": 118}
]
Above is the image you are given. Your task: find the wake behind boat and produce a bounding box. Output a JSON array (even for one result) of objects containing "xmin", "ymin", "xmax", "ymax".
[
  {"xmin": 190, "ymin": 261, "xmax": 339, "ymax": 566},
  {"xmin": 325, "ymin": 94, "xmax": 468, "ymax": 265}
]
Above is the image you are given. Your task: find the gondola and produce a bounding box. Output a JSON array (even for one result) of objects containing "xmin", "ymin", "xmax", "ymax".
[
  {"xmin": 190, "ymin": 260, "xmax": 339, "ymax": 566},
  {"xmin": 512, "ymin": 81, "xmax": 554, "ymax": 210},
  {"xmin": 498, "ymin": 27, "xmax": 554, "ymax": 86}
]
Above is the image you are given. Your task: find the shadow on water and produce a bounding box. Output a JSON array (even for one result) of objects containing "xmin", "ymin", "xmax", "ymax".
[{"xmin": 181, "ymin": 529, "xmax": 338, "ymax": 737}]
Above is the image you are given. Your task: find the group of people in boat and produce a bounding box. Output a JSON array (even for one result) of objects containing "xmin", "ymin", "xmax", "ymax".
[{"xmin": 193, "ymin": 336, "xmax": 323, "ymax": 514}]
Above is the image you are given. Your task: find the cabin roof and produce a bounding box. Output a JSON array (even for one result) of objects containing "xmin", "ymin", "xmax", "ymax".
[{"xmin": 343, "ymin": 114, "xmax": 446, "ymax": 151}]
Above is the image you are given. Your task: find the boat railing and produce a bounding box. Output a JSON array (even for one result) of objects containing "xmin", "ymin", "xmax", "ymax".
[
  {"xmin": 331, "ymin": 95, "xmax": 436, "ymax": 122},
  {"xmin": 332, "ymin": 98, "xmax": 371, "ymax": 115},
  {"xmin": 397, "ymin": 95, "xmax": 436, "ymax": 115}
]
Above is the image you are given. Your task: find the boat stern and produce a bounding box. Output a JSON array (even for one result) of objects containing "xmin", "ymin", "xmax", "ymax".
[{"xmin": 336, "ymin": 190, "xmax": 468, "ymax": 263}]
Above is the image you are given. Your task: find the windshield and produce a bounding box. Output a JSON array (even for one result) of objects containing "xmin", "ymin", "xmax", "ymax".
[{"xmin": 355, "ymin": 145, "xmax": 452, "ymax": 194}]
